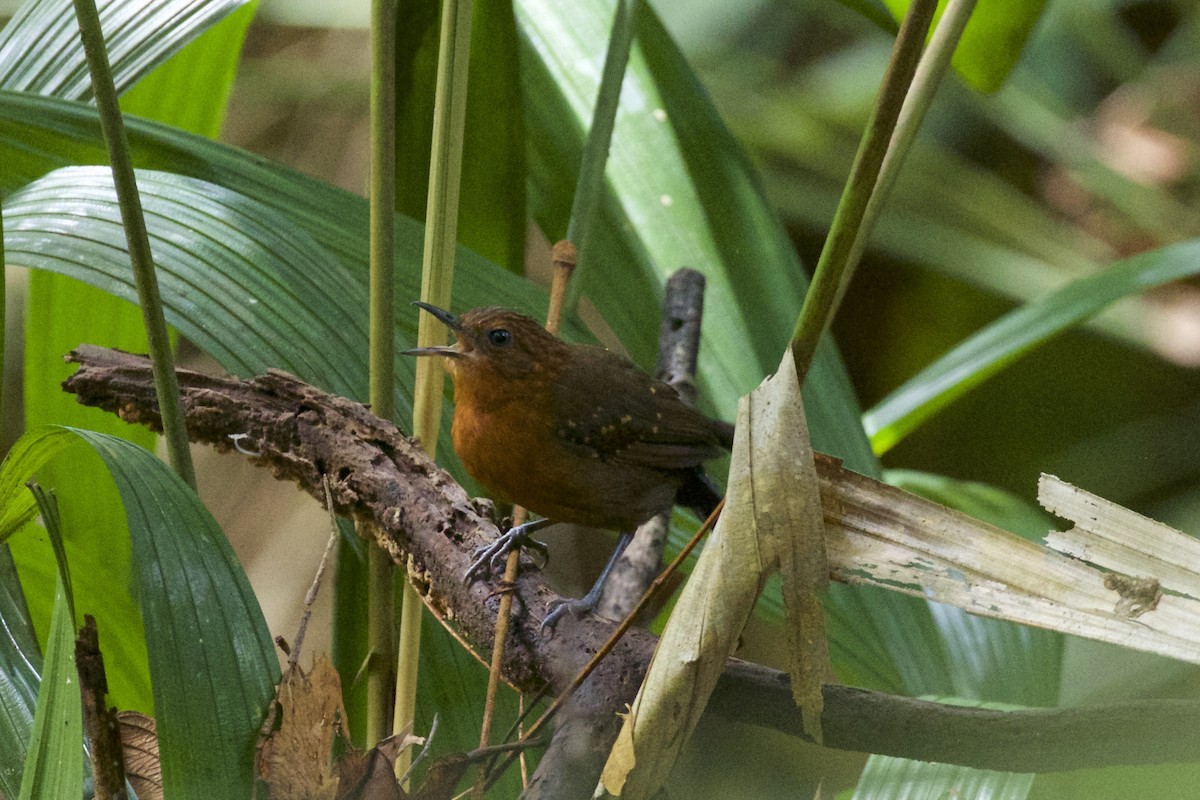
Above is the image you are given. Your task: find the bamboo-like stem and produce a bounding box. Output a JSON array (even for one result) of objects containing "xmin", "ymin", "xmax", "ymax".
[
  {"xmin": 1, "ymin": 202, "xmax": 5, "ymax": 431},
  {"xmin": 845, "ymin": 0, "xmax": 978, "ymax": 279},
  {"xmin": 561, "ymin": 0, "xmax": 640, "ymax": 314},
  {"xmin": 474, "ymin": 242, "xmax": 576, "ymax": 798},
  {"xmin": 365, "ymin": 0, "xmax": 399, "ymax": 750},
  {"xmin": 788, "ymin": 0, "xmax": 938, "ymax": 385},
  {"xmin": 70, "ymin": 0, "xmax": 195, "ymax": 488},
  {"xmin": 397, "ymin": 0, "xmax": 475, "ymax": 781}
]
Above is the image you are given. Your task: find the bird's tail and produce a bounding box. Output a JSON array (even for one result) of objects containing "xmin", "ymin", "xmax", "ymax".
[{"xmin": 676, "ymin": 467, "xmax": 723, "ymax": 521}]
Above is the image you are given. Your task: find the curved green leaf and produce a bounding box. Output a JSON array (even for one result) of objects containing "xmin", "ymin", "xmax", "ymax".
[
  {"xmin": 8, "ymin": 167, "xmax": 371, "ymax": 391},
  {"xmin": 12, "ymin": 1, "xmax": 258, "ymax": 719},
  {"xmin": 0, "ymin": 544, "xmax": 38, "ymax": 799},
  {"xmin": 865, "ymin": 239, "xmax": 1200, "ymax": 453},
  {"xmin": 16, "ymin": 575, "xmax": 80, "ymax": 800},
  {"xmin": 80, "ymin": 430, "xmax": 277, "ymax": 798},
  {"xmin": 0, "ymin": 426, "xmax": 277, "ymax": 798},
  {"xmin": 849, "ymin": 752, "xmax": 1032, "ymax": 800},
  {"xmin": 0, "ymin": 0, "xmax": 252, "ymax": 100}
]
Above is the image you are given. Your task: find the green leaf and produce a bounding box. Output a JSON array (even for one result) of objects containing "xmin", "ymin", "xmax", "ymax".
[
  {"xmin": 1030, "ymin": 763, "xmax": 1200, "ymax": 800},
  {"xmin": 0, "ymin": 426, "xmax": 278, "ymax": 798},
  {"xmin": 11, "ymin": 0, "xmax": 256, "ymax": 719},
  {"xmin": 0, "ymin": 543, "xmax": 40, "ymax": 799},
  {"xmin": 413, "ymin": 613, "xmax": 529, "ymax": 798},
  {"xmin": 517, "ymin": 0, "xmax": 877, "ymax": 472},
  {"xmin": 834, "ymin": 0, "xmax": 900, "ymax": 33},
  {"xmin": 881, "ymin": 0, "xmax": 1048, "ymax": 92},
  {"xmin": 0, "ymin": 0, "xmax": 253, "ymax": 101},
  {"xmin": 847, "ymin": 753, "xmax": 1033, "ymax": 800},
  {"xmin": 7, "ymin": 165, "xmax": 373, "ymax": 391},
  {"xmin": 332, "ymin": 528, "xmax": 369, "ymax": 747},
  {"xmin": 8, "ymin": 443, "xmax": 154, "ymax": 715},
  {"xmin": 16, "ymin": 574, "xmax": 81, "ymax": 800},
  {"xmin": 117, "ymin": 2, "xmax": 257, "ymax": 138},
  {"xmin": 865, "ymin": 239, "xmax": 1200, "ymax": 454},
  {"xmin": 79, "ymin": 430, "xmax": 278, "ymax": 798}
]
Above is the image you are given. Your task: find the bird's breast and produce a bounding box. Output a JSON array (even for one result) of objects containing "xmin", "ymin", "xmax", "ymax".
[{"xmin": 450, "ymin": 395, "xmax": 676, "ymax": 530}]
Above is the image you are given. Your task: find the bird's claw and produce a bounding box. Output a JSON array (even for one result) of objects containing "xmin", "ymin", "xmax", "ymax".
[
  {"xmin": 540, "ymin": 594, "xmax": 597, "ymax": 632},
  {"xmin": 538, "ymin": 530, "xmax": 633, "ymax": 632},
  {"xmin": 463, "ymin": 522, "xmax": 549, "ymax": 582}
]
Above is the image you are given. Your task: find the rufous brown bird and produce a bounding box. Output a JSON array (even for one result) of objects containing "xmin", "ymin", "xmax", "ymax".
[{"xmin": 405, "ymin": 303, "xmax": 732, "ymax": 627}]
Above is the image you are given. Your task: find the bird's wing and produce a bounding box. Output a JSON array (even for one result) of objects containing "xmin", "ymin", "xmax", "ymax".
[{"xmin": 552, "ymin": 346, "xmax": 726, "ymax": 470}]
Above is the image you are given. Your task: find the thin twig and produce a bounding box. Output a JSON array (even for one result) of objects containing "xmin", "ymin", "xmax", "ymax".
[
  {"xmin": 474, "ymin": 241, "xmax": 577, "ymax": 798},
  {"xmin": 399, "ymin": 713, "xmax": 440, "ymax": 786},
  {"xmin": 288, "ymin": 476, "xmax": 342, "ymax": 670}
]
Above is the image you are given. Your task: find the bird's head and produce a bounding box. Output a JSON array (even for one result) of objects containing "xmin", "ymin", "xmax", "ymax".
[{"xmin": 403, "ymin": 303, "xmax": 567, "ymax": 386}]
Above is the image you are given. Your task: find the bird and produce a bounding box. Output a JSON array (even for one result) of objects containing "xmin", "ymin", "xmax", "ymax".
[{"xmin": 404, "ymin": 302, "xmax": 732, "ymax": 628}]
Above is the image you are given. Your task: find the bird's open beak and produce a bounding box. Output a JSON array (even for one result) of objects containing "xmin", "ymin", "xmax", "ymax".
[{"xmin": 402, "ymin": 301, "xmax": 464, "ymax": 358}]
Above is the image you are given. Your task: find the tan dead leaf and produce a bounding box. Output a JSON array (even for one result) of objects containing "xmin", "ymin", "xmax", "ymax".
[
  {"xmin": 755, "ymin": 351, "xmax": 831, "ymax": 740},
  {"xmin": 258, "ymin": 655, "xmax": 349, "ymax": 800},
  {"xmin": 117, "ymin": 711, "xmax": 161, "ymax": 800},
  {"xmin": 601, "ymin": 351, "xmax": 829, "ymax": 798}
]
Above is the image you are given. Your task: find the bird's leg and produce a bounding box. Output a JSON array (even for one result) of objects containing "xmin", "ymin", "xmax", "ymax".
[
  {"xmin": 464, "ymin": 516, "xmax": 553, "ymax": 581},
  {"xmin": 541, "ymin": 530, "xmax": 634, "ymax": 631}
]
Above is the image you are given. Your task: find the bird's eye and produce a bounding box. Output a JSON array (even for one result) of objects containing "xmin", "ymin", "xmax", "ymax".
[{"xmin": 487, "ymin": 328, "xmax": 512, "ymax": 347}]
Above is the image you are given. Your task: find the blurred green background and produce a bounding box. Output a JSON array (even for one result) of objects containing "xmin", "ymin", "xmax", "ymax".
[{"xmin": 4, "ymin": 0, "xmax": 1200, "ymax": 796}]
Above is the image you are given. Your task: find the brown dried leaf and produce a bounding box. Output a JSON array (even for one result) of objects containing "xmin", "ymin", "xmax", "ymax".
[
  {"xmin": 334, "ymin": 733, "xmax": 424, "ymax": 800},
  {"xmin": 334, "ymin": 747, "xmax": 405, "ymax": 800},
  {"xmin": 410, "ymin": 753, "xmax": 471, "ymax": 800},
  {"xmin": 257, "ymin": 656, "xmax": 349, "ymax": 799},
  {"xmin": 117, "ymin": 711, "xmax": 161, "ymax": 800}
]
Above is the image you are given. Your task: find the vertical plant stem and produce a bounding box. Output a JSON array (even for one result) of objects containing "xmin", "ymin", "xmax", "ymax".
[
  {"xmin": 1, "ymin": 203, "xmax": 5, "ymax": 434},
  {"xmin": 365, "ymin": 0, "xmax": 399, "ymax": 750},
  {"xmin": 398, "ymin": 0, "xmax": 475, "ymax": 780},
  {"xmin": 562, "ymin": 0, "xmax": 640, "ymax": 314},
  {"xmin": 846, "ymin": 0, "xmax": 978, "ymax": 276},
  {"xmin": 70, "ymin": 0, "xmax": 195, "ymax": 488},
  {"xmin": 474, "ymin": 508, "xmax": 525, "ymax": 799},
  {"xmin": 788, "ymin": 0, "xmax": 938, "ymax": 385}
]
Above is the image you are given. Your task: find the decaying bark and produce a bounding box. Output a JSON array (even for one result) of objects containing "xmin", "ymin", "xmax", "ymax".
[{"xmin": 62, "ymin": 345, "xmax": 1200, "ymax": 783}]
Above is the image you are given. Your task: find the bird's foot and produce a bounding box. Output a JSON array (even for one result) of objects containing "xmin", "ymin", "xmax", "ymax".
[
  {"xmin": 540, "ymin": 530, "xmax": 633, "ymax": 632},
  {"xmin": 540, "ymin": 588, "xmax": 602, "ymax": 631},
  {"xmin": 464, "ymin": 518, "xmax": 551, "ymax": 582}
]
